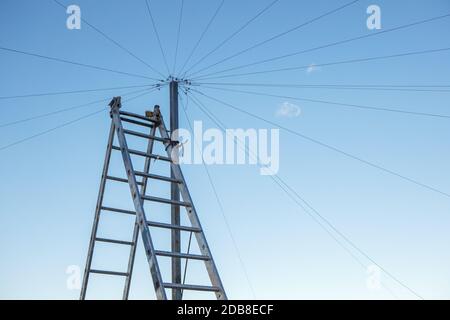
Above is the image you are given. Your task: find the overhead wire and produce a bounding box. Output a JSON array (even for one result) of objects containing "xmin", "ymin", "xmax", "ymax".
[
  {"xmin": 144, "ymin": 0, "xmax": 171, "ymax": 75},
  {"xmin": 0, "ymin": 46, "xmax": 158, "ymax": 81},
  {"xmin": 183, "ymin": 0, "xmax": 281, "ymax": 75},
  {"xmin": 178, "ymin": 0, "xmax": 226, "ymax": 76},
  {"xmin": 0, "ymin": 108, "xmax": 108, "ymax": 152},
  {"xmin": 189, "ymin": 88, "xmax": 450, "ymax": 199},
  {"xmin": 0, "ymin": 85, "xmax": 164, "ymax": 129},
  {"xmin": 172, "ymin": 0, "xmax": 185, "ymax": 74},
  {"xmin": 192, "ymin": 47, "xmax": 450, "ymax": 81},
  {"xmin": 52, "ymin": 0, "xmax": 165, "ymax": 78},
  {"xmin": 192, "ymin": 82, "xmax": 450, "ymax": 92},
  {"xmin": 178, "ymin": 91, "xmax": 257, "ymax": 298},
  {"xmin": 187, "ymin": 90, "xmax": 411, "ymax": 299},
  {"xmin": 188, "ymin": 0, "xmax": 361, "ymax": 77},
  {"xmin": 190, "ymin": 12, "xmax": 450, "ymax": 79},
  {"xmin": 0, "ymin": 83, "xmax": 162, "ymax": 100},
  {"xmin": 0, "ymin": 89, "xmax": 158, "ymax": 151},
  {"xmin": 5, "ymin": 0, "xmax": 444, "ymax": 299},
  {"xmin": 194, "ymin": 84, "xmax": 450, "ymax": 119}
]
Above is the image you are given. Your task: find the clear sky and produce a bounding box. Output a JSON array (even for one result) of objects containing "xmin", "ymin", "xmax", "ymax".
[{"xmin": 0, "ymin": 0, "xmax": 450, "ymax": 300}]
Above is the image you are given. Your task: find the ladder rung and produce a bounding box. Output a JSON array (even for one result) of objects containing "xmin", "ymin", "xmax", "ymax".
[
  {"xmin": 120, "ymin": 117, "xmax": 153, "ymax": 128},
  {"xmin": 119, "ymin": 111, "xmax": 156, "ymax": 123},
  {"xmin": 90, "ymin": 269, "xmax": 129, "ymax": 277},
  {"xmin": 134, "ymin": 171, "xmax": 182, "ymax": 184},
  {"xmin": 163, "ymin": 283, "xmax": 221, "ymax": 292},
  {"xmin": 95, "ymin": 237, "xmax": 134, "ymax": 246},
  {"xmin": 106, "ymin": 175, "xmax": 144, "ymax": 186},
  {"xmin": 147, "ymin": 221, "xmax": 201, "ymax": 233},
  {"xmin": 142, "ymin": 195, "xmax": 191, "ymax": 207},
  {"xmin": 123, "ymin": 129, "xmax": 169, "ymax": 143},
  {"xmin": 155, "ymin": 250, "xmax": 210, "ymax": 261},
  {"xmin": 101, "ymin": 206, "xmax": 136, "ymax": 215},
  {"xmin": 112, "ymin": 146, "xmax": 172, "ymax": 162}
]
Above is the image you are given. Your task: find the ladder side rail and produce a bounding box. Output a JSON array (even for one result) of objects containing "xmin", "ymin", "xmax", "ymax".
[
  {"xmin": 154, "ymin": 109, "xmax": 227, "ymax": 300},
  {"xmin": 110, "ymin": 98, "xmax": 167, "ymax": 300},
  {"xmin": 122, "ymin": 123, "xmax": 157, "ymax": 300},
  {"xmin": 80, "ymin": 121, "xmax": 115, "ymax": 300}
]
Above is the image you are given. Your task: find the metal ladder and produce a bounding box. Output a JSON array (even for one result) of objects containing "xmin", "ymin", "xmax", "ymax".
[{"xmin": 80, "ymin": 97, "xmax": 227, "ymax": 300}]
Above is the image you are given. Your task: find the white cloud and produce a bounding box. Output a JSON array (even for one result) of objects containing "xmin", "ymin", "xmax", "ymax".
[
  {"xmin": 306, "ymin": 63, "xmax": 320, "ymax": 74},
  {"xmin": 276, "ymin": 101, "xmax": 301, "ymax": 118}
]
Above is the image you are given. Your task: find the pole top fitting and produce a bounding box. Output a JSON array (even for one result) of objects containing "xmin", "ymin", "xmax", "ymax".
[
  {"xmin": 153, "ymin": 105, "xmax": 161, "ymax": 117},
  {"xmin": 145, "ymin": 105, "xmax": 161, "ymax": 122},
  {"xmin": 108, "ymin": 96, "xmax": 122, "ymax": 109},
  {"xmin": 168, "ymin": 75, "xmax": 181, "ymax": 83}
]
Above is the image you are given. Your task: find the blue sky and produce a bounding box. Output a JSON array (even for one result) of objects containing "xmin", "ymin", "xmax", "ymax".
[{"xmin": 1, "ymin": 0, "xmax": 450, "ymax": 299}]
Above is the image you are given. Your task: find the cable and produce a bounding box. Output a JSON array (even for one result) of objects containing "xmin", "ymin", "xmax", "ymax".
[
  {"xmin": 0, "ymin": 83, "xmax": 161, "ymax": 100},
  {"xmin": 274, "ymin": 174, "xmax": 414, "ymax": 299},
  {"xmin": 180, "ymin": 231, "xmax": 193, "ymax": 299},
  {"xmin": 178, "ymin": 92, "xmax": 257, "ymax": 298},
  {"xmin": 189, "ymin": 90, "xmax": 420, "ymax": 299},
  {"xmin": 144, "ymin": 0, "xmax": 171, "ymax": 75},
  {"xmin": 0, "ymin": 108, "xmax": 107, "ymax": 152},
  {"xmin": 52, "ymin": 0, "xmax": 165, "ymax": 78},
  {"xmin": 195, "ymin": 85, "xmax": 450, "ymax": 119},
  {"xmin": 0, "ymin": 86, "xmax": 163, "ymax": 129},
  {"xmin": 183, "ymin": 0, "xmax": 281, "ymax": 75},
  {"xmin": 190, "ymin": 88, "xmax": 450, "ymax": 199},
  {"xmin": 187, "ymin": 90, "xmax": 406, "ymax": 299},
  {"xmin": 1, "ymin": 99, "xmax": 106, "ymax": 129},
  {"xmin": 192, "ymin": 12, "xmax": 450, "ymax": 78},
  {"xmin": 193, "ymin": 82, "xmax": 450, "ymax": 92},
  {"xmin": 0, "ymin": 90, "xmax": 156, "ymax": 151},
  {"xmin": 0, "ymin": 46, "xmax": 157, "ymax": 81},
  {"xmin": 178, "ymin": 0, "xmax": 226, "ymax": 76},
  {"xmin": 193, "ymin": 47, "xmax": 450, "ymax": 81},
  {"xmin": 194, "ymin": 82, "xmax": 450, "ymax": 88},
  {"xmin": 188, "ymin": 0, "xmax": 361, "ymax": 77},
  {"xmin": 172, "ymin": 0, "xmax": 185, "ymax": 75}
]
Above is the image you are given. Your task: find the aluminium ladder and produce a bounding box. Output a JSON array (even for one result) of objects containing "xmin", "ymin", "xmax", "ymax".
[{"xmin": 80, "ymin": 97, "xmax": 226, "ymax": 300}]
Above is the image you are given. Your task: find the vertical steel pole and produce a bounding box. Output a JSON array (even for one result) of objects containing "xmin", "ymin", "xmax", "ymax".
[{"xmin": 170, "ymin": 80, "xmax": 182, "ymax": 300}]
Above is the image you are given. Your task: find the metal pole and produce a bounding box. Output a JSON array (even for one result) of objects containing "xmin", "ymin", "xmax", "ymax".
[{"xmin": 170, "ymin": 80, "xmax": 182, "ymax": 300}]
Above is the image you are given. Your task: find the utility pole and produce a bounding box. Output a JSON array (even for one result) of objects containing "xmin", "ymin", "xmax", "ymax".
[{"xmin": 169, "ymin": 79, "xmax": 182, "ymax": 300}]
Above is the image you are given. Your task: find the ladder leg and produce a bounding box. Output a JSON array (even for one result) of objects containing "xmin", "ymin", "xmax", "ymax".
[
  {"xmin": 110, "ymin": 98, "xmax": 167, "ymax": 300},
  {"xmin": 122, "ymin": 124, "xmax": 157, "ymax": 300},
  {"xmin": 153, "ymin": 108, "xmax": 227, "ymax": 300},
  {"xmin": 80, "ymin": 121, "xmax": 115, "ymax": 300},
  {"xmin": 122, "ymin": 222, "xmax": 139, "ymax": 299}
]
